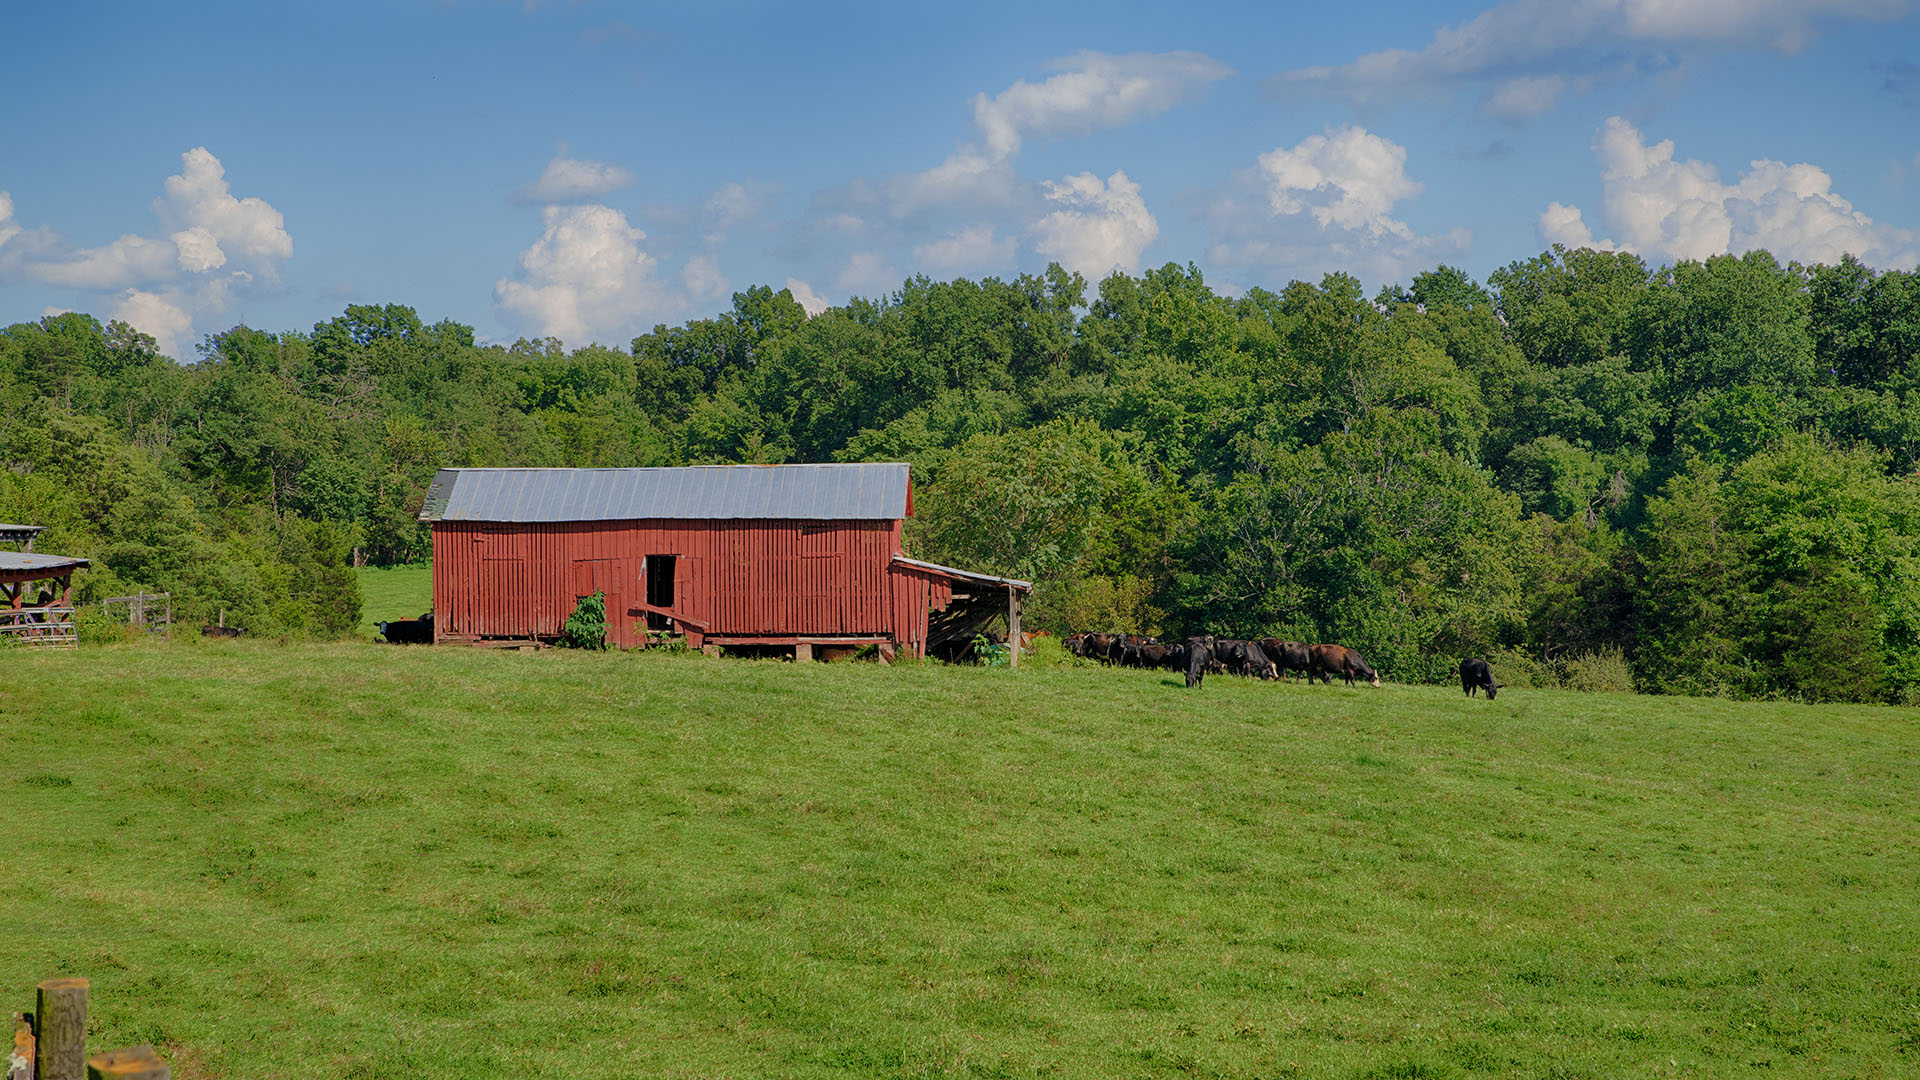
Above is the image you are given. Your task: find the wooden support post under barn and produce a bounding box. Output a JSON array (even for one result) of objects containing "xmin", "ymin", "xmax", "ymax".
[
  {"xmin": 1007, "ymin": 584, "xmax": 1021, "ymax": 669},
  {"xmin": 417, "ymin": 465, "xmax": 1032, "ymax": 660}
]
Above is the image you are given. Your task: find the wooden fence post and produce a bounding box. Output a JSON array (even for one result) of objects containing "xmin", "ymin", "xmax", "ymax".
[
  {"xmin": 34, "ymin": 978, "xmax": 86, "ymax": 1080},
  {"xmin": 1006, "ymin": 585, "xmax": 1021, "ymax": 670},
  {"xmin": 10, "ymin": 1013, "xmax": 33, "ymax": 1080},
  {"xmin": 86, "ymin": 1046, "xmax": 167, "ymax": 1080}
]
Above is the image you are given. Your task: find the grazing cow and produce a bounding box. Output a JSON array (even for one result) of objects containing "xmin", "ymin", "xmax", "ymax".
[
  {"xmin": 379, "ymin": 612, "xmax": 435, "ymax": 645},
  {"xmin": 1216, "ymin": 639, "xmax": 1278, "ymax": 679},
  {"xmin": 1459, "ymin": 658, "xmax": 1498, "ymax": 699},
  {"xmin": 1259, "ymin": 638, "xmax": 1313, "ymax": 681},
  {"xmin": 1183, "ymin": 637, "xmax": 1214, "ymax": 688},
  {"xmin": 1086, "ymin": 633, "xmax": 1119, "ymax": 664},
  {"xmin": 1309, "ymin": 644, "xmax": 1381, "ymax": 687},
  {"xmin": 201, "ymin": 625, "xmax": 244, "ymax": 639}
]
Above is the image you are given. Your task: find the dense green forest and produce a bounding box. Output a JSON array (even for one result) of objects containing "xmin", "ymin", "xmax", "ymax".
[{"xmin": 5, "ymin": 246, "xmax": 1919, "ymax": 703}]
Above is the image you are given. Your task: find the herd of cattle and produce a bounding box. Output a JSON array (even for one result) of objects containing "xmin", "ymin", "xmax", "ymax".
[
  {"xmin": 1067, "ymin": 632, "xmax": 1502, "ymax": 698},
  {"xmin": 1064, "ymin": 632, "xmax": 1382, "ymax": 689},
  {"xmin": 363, "ymin": 612, "xmax": 1503, "ymax": 697}
]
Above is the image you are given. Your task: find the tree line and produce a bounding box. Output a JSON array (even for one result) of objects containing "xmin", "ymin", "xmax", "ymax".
[{"xmin": 3, "ymin": 247, "xmax": 1917, "ymax": 702}]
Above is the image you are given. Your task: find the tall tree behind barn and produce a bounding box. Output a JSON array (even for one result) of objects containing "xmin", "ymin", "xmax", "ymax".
[{"xmin": 419, "ymin": 464, "xmax": 1030, "ymax": 659}]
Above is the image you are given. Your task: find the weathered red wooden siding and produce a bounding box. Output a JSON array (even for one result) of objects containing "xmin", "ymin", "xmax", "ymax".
[
  {"xmin": 432, "ymin": 519, "xmax": 909, "ymax": 647},
  {"xmin": 885, "ymin": 562, "xmax": 951, "ymax": 659}
]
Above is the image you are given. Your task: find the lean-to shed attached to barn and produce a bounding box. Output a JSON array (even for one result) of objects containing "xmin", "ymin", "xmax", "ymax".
[{"xmin": 419, "ymin": 464, "xmax": 1030, "ymax": 660}]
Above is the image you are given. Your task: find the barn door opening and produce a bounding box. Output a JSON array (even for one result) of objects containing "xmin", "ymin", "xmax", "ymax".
[{"xmin": 644, "ymin": 554, "xmax": 676, "ymax": 630}]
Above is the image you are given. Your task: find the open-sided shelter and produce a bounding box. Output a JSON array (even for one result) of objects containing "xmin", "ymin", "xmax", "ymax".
[
  {"xmin": 0, "ymin": 524, "xmax": 88, "ymax": 648},
  {"xmin": 419, "ymin": 464, "xmax": 1030, "ymax": 660}
]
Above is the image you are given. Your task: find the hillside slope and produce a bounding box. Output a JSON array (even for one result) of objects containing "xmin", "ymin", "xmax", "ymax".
[{"xmin": 2, "ymin": 641, "xmax": 1914, "ymax": 1077}]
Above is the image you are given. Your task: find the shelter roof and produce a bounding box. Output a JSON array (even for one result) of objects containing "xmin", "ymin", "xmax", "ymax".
[
  {"xmin": 0, "ymin": 524, "xmax": 46, "ymax": 545},
  {"xmin": 419, "ymin": 463, "xmax": 912, "ymax": 523},
  {"xmin": 0, "ymin": 551, "xmax": 89, "ymax": 578},
  {"xmin": 891, "ymin": 554, "xmax": 1033, "ymax": 593}
]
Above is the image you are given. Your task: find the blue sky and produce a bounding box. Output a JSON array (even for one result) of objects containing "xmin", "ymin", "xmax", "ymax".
[{"xmin": 3, "ymin": 0, "xmax": 1916, "ymax": 357}]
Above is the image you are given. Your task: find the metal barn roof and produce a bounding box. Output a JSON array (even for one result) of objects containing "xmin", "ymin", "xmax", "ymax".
[
  {"xmin": 419, "ymin": 464, "xmax": 912, "ymax": 523},
  {"xmin": 891, "ymin": 555, "xmax": 1032, "ymax": 593}
]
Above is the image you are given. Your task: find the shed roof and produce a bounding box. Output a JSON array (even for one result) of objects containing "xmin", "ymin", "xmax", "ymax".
[
  {"xmin": 419, "ymin": 464, "xmax": 912, "ymax": 523},
  {"xmin": 892, "ymin": 555, "xmax": 1033, "ymax": 593},
  {"xmin": 0, "ymin": 551, "xmax": 89, "ymax": 578},
  {"xmin": 0, "ymin": 524, "xmax": 46, "ymax": 545}
]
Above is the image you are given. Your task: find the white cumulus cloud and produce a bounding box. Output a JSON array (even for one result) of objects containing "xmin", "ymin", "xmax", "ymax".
[
  {"xmin": 109, "ymin": 290, "xmax": 194, "ymax": 358},
  {"xmin": 885, "ymin": 50, "xmax": 1229, "ymax": 221},
  {"xmin": 785, "ymin": 277, "xmax": 830, "ymax": 316},
  {"xmin": 1484, "ymin": 74, "xmax": 1566, "ymax": 118},
  {"xmin": 971, "ymin": 50, "xmax": 1234, "ymax": 161},
  {"xmin": 679, "ymin": 253, "xmax": 729, "ymax": 306},
  {"xmin": 1207, "ymin": 126, "xmax": 1470, "ymax": 284},
  {"xmin": 1031, "ymin": 170, "xmax": 1158, "ymax": 281},
  {"xmin": 1258, "ymin": 126, "xmax": 1424, "ymax": 236},
  {"xmin": 0, "ymin": 149, "xmax": 292, "ymax": 357},
  {"xmin": 170, "ymin": 226, "xmax": 225, "ymax": 273},
  {"xmin": 1544, "ymin": 116, "xmax": 1918, "ymax": 266},
  {"xmin": 516, "ymin": 147, "xmax": 638, "ymax": 204},
  {"xmin": 153, "ymin": 147, "xmax": 292, "ymax": 278},
  {"xmin": 834, "ymin": 251, "xmax": 899, "ymax": 296},
  {"xmin": 28, "ymin": 233, "xmax": 178, "ymax": 290},
  {"xmin": 1277, "ymin": 0, "xmax": 1909, "ymax": 116},
  {"xmin": 0, "ymin": 192, "xmax": 19, "ymax": 250},
  {"xmin": 1538, "ymin": 201, "xmax": 1619, "ymax": 250},
  {"xmin": 913, "ymin": 224, "xmax": 1018, "ymax": 273},
  {"xmin": 495, "ymin": 203, "xmax": 682, "ymax": 342}
]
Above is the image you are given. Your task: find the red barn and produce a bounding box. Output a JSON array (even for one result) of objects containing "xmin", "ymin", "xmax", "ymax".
[{"xmin": 420, "ymin": 463, "xmax": 1030, "ymax": 661}]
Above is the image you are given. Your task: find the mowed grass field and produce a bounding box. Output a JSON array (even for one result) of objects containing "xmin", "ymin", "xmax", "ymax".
[
  {"xmin": 355, "ymin": 564, "xmax": 432, "ymax": 636},
  {"xmin": 3, "ymin": 641, "xmax": 1916, "ymax": 1079}
]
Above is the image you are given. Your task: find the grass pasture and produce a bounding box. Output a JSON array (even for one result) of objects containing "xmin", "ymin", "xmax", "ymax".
[
  {"xmin": 355, "ymin": 564, "xmax": 432, "ymax": 636},
  {"xmin": 3, "ymin": 641, "xmax": 1916, "ymax": 1078}
]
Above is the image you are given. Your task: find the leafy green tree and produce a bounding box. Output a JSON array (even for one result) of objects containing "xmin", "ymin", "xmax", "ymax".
[
  {"xmin": 1490, "ymin": 246, "xmax": 1650, "ymax": 369},
  {"xmin": 1176, "ymin": 409, "xmax": 1527, "ymax": 681}
]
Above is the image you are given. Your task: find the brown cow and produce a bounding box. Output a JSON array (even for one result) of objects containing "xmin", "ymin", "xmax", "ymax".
[{"xmin": 1309, "ymin": 644, "xmax": 1381, "ymax": 687}]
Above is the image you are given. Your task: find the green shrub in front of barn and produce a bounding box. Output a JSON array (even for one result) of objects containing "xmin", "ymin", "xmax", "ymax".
[{"xmin": 560, "ymin": 590, "xmax": 608, "ymax": 650}]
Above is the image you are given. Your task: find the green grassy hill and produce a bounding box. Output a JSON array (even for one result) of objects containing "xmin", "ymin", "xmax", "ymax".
[
  {"xmin": 3, "ymin": 641, "xmax": 1915, "ymax": 1078},
  {"xmin": 355, "ymin": 564, "xmax": 432, "ymax": 636}
]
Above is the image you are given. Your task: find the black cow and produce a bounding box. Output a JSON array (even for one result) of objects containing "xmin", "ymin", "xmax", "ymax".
[
  {"xmin": 1183, "ymin": 637, "xmax": 1213, "ymax": 688},
  {"xmin": 1085, "ymin": 633, "xmax": 1119, "ymax": 664},
  {"xmin": 1460, "ymin": 658, "xmax": 1498, "ymax": 699},
  {"xmin": 1259, "ymin": 638, "xmax": 1312, "ymax": 681},
  {"xmin": 1309, "ymin": 644, "xmax": 1381, "ymax": 687},
  {"xmin": 201, "ymin": 625, "xmax": 244, "ymax": 639},
  {"xmin": 1215, "ymin": 638, "xmax": 1278, "ymax": 679},
  {"xmin": 379, "ymin": 612, "xmax": 435, "ymax": 645},
  {"xmin": 1138, "ymin": 641, "xmax": 1174, "ymax": 669}
]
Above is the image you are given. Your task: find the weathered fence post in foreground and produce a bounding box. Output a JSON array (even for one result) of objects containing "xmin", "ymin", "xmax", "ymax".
[
  {"xmin": 14, "ymin": 979, "xmax": 167, "ymax": 1080},
  {"xmin": 10, "ymin": 1014, "xmax": 33, "ymax": 1080},
  {"xmin": 34, "ymin": 978, "xmax": 86, "ymax": 1080}
]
